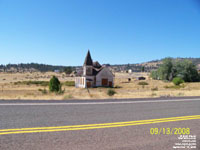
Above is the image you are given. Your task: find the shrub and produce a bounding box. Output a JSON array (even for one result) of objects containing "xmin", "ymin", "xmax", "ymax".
[
  {"xmin": 114, "ymin": 85, "xmax": 122, "ymax": 88},
  {"xmin": 151, "ymin": 93, "xmax": 157, "ymax": 96},
  {"xmin": 138, "ymin": 82, "xmax": 149, "ymax": 85},
  {"xmin": 49, "ymin": 76, "xmax": 61, "ymax": 92},
  {"xmin": 151, "ymin": 87, "xmax": 158, "ymax": 91},
  {"xmin": 107, "ymin": 89, "xmax": 116, "ymax": 96},
  {"xmin": 164, "ymin": 84, "xmax": 185, "ymax": 89},
  {"xmin": 38, "ymin": 88, "xmax": 47, "ymax": 94},
  {"xmin": 172, "ymin": 77, "xmax": 184, "ymax": 86},
  {"xmin": 57, "ymin": 88, "xmax": 65, "ymax": 94}
]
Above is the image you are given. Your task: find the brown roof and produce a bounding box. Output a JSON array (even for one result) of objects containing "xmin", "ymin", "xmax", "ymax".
[
  {"xmin": 83, "ymin": 50, "xmax": 93, "ymax": 66},
  {"xmin": 81, "ymin": 50, "xmax": 105, "ymax": 76},
  {"xmin": 93, "ymin": 61, "xmax": 102, "ymax": 69},
  {"xmin": 92, "ymin": 67, "xmax": 104, "ymax": 75}
]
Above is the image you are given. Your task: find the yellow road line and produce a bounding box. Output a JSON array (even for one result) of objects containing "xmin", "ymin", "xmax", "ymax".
[
  {"xmin": 0, "ymin": 115, "xmax": 199, "ymax": 135},
  {"xmin": 0, "ymin": 115, "xmax": 199, "ymax": 132},
  {"xmin": 1, "ymin": 115, "xmax": 200, "ymax": 132}
]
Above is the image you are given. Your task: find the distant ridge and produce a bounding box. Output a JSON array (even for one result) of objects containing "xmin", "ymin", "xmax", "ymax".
[
  {"xmin": 0, "ymin": 63, "xmax": 72, "ymax": 73},
  {"xmin": 0, "ymin": 57, "xmax": 200, "ymax": 73},
  {"xmin": 147, "ymin": 57, "xmax": 200, "ymax": 65}
]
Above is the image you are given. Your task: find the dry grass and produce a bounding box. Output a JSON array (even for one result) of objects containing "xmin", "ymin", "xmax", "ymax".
[{"xmin": 0, "ymin": 72, "xmax": 200, "ymax": 100}]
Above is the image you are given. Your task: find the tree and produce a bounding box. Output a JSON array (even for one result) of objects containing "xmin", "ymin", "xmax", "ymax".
[
  {"xmin": 49, "ymin": 76, "xmax": 61, "ymax": 92},
  {"xmin": 141, "ymin": 66, "xmax": 145, "ymax": 72},
  {"xmin": 64, "ymin": 67, "xmax": 73, "ymax": 74},
  {"xmin": 150, "ymin": 70, "xmax": 159, "ymax": 80},
  {"xmin": 158, "ymin": 58, "xmax": 174, "ymax": 81},
  {"xmin": 174, "ymin": 60, "xmax": 200, "ymax": 82},
  {"xmin": 151, "ymin": 58, "xmax": 200, "ymax": 82}
]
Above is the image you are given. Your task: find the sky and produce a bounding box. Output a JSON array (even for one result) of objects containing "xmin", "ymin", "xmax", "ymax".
[{"xmin": 0, "ymin": 0, "xmax": 200, "ymax": 66}]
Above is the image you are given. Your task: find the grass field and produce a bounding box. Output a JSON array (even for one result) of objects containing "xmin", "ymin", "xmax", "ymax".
[{"xmin": 0, "ymin": 72, "xmax": 200, "ymax": 100}]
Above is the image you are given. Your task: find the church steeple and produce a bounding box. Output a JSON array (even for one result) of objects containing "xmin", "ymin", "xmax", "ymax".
[
  {"xmin": 84, "ymin": 50, "xmax": 93, "ymax": 66},
  {"xmin": 83, "ymin": 50, "xmax": 93, "ymax": 76}
]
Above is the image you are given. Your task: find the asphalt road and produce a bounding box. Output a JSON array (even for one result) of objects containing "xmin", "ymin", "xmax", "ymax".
[{"xmin": 0, "ymin": 97, "xmax": 200, "ymax": 150}]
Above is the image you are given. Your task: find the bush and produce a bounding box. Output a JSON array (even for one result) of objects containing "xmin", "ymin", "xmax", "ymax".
[
  {"xmin": 151, "ymin": 87, "xmax": 158, "ymax": 91},
  {"xmin": 38, "ymin": 88, "xmax": 47, "ymax": 94},
  {"xmin": 164, "ymin": 84, "xmax": 185, "ymax": 89},
  {"xmin": 172, "ymin": 77, "xmax": 184, "ymax": 86},
  {"xmin": 138, "ymin": 82, "xmax": 149, "ymax": 85},
  {"xmin": 114, "ymin": 85, "xmax": 122, "ymax": 88},
  {"xmin": 49, "ymin": 76, "xmax": 61, "ymax": 92},
  {"xmin": 107, "ymin": 89, "xmax": 116, "ymax": 96}
]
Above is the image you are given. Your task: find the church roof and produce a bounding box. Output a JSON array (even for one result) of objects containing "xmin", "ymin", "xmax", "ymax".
[
  {"xmin": 92, "ymin": 68, "xmax": 100, "ymax": 75},
  {"xmin": 84, "ymin": 50, "xmax": 93, "ymax": 66},
  {"xmin": 93, "ymin": 61, "xmax": 102, "ymax": 69},
  {"xmin": 81, "ymin": 50, "xmax": 106, "ymax": 76}
]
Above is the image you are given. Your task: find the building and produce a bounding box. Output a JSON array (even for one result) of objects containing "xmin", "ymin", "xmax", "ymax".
[{"xmin": 75, "ymin": 50, "xmax": 114, "ymax": 88}]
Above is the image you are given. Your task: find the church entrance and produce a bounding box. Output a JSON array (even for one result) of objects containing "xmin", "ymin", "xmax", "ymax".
[
  {"xmin": 102, "ymin": 78, "xmax": 108, "ymax": 86},
  {"xmin": 87, "ymin": 82, "xmax": 91, "ymax": 88}
]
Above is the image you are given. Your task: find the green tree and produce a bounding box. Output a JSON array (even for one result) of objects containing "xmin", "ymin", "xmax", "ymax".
[
  {"xmin": 151, "ymin": 58, "xmax": 200, "ymax": 82},
  {"xmin": 174, "ymin": 60, "xmax": 200, "ymax": 82},
  {"xmin": 49, "ymin": 76, "xmax": 61, "ymax": 92},
  {"xmin": 64, "ymin": 67, "xmax": 73, "ymax": 74},
  {"xmin": 158, "ymin": 58, "xmax": 174, "ymax": 81},
  {"xmin": 150, "ymin": 70, "xmax": 159, "ymax": 80},
  {"xmin": 141, "ymin": 66, "xmax": 145, "ymax": 72}
]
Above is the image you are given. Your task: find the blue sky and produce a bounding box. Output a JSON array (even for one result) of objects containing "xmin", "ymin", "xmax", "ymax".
[{"xmin": 0, "ymin": 0, "xmax": 200, "ymax": 66}]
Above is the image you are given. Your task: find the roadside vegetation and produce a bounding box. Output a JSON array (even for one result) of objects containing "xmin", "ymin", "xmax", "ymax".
[
  {"xmin": 14, "ymin": 80, "xmax": 75, "ymax": 87},
  {"xmin": 1, "ymin": 70, "xmax": 200, "ymax": 100},
  {"xmin": 14, "ymin": 81, "xmax": 49, "ymax": 86},
  {"xmin": 151, "ymin": 58, "xmax": 200, "ymax": 83},
  {"xmin": 151, "ymin": 87, "xmax": 158, "ymax": 91},
  {"xmin": 62, "ymin": 81, "xmax": 75, "ymax": 86},
  {"xmin": 38, "ymin": 88, "xmax": 48, "ymax": 94},
  {"xmin": 138, "ymin": 81, "xmax": 149, "ymax": 85},
  {"xmin": 172, "ymin": 77, "xmax": 184, "ymax": 86},
  {"xmin": 49, "ymin": 76, "xmax": 64, "ymax": 94},
  {"xmin": 107, "ymin": 89, "xmax": 116, "ymax": 96}
]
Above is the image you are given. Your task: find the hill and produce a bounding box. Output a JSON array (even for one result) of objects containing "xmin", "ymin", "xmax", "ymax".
[
  {"xmin": 0, "ymin": 63, "xmax": 73, "ymax": 73},
  {"xmin": 110, "ymin": 57, "xmax": 200, "ymax": 72},
  {"xmin": 0, "ymin": 57, "xmax": 200, "ymax": 73}
]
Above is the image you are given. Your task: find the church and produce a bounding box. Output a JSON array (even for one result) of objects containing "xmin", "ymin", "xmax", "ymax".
[{"xmin": 75, "ymin": 50, "xmax": 114, "ymax": 88}]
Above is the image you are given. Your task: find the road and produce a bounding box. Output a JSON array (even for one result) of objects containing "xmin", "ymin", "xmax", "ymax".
[{"xmin": 0, "ymin": 97, "xmax": 199, "ymax": 150}]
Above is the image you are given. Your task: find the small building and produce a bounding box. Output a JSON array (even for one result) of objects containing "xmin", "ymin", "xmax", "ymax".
[
  {"xmin": 75, "ymin": 50, "xmax": 114, "ymax": 88},
  {"xmin": 54, "ymin": 69, "xmax": 60, "ymax": 73}
]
